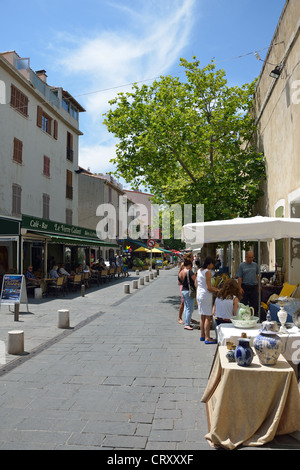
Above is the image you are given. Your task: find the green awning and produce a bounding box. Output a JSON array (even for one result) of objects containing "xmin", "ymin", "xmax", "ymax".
[{"xmin": 35, "ymin": 232, "xmax": 118, "ymax": 248}]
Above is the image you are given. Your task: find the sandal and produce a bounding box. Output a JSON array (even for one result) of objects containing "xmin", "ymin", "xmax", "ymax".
[
  {"xmin": 184, "ymin": 326, "xmax": 193, "ymax": 330},
  {"xmin": 177, "ymin": 319, "xmax": 184, "ymax": 324}
]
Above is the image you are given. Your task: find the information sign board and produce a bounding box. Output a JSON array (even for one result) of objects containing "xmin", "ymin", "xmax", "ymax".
[{"xmin": 0, "ymin": 275, "xmax": 28, "ymax": 318}]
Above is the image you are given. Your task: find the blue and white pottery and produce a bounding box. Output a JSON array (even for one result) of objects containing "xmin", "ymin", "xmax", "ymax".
[
  {"xmin": 226, "ymin": 349, "xmax": 236, "ymax": 362},
  {"xmin": 234, "ymin": 338, "xmax": 254, "ymax": 367},
  {"xmin": 253, "ymin": 313, "xmax": 283, "ymax": 366}
]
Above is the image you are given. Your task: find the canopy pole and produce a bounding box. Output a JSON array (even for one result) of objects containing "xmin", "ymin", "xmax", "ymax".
[{"xmin": 258, "ymin": 240, "xmax": 261, "ymax": 321}]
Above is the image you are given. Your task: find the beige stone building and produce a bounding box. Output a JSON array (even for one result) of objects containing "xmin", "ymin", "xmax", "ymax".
[{"xmin": 254, "ymin": 0, "xmax": 300, "ymax": 287}]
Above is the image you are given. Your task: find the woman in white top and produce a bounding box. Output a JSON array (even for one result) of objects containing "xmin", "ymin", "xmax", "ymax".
[
  {"xmin": 196, "ymin": 257, "xmax": 219, "ymax": 344},
  {"xmin": 212, "ymin": 278, "xmax": 242, "ymax": 325}
]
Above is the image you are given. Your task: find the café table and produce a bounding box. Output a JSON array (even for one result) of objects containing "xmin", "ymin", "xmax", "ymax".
[{"xmin": 201, "ymin": 346, "xmax": 300, "ymax": 449}]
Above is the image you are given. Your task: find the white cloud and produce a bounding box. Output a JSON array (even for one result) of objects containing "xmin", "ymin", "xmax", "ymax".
[
  {"xmin": 79, "ymin": 143, "xmax": 117, "ymax": 173},
  {"xmin": 53, "ymin": 0, "xmax": 197, "ymax": 174}
]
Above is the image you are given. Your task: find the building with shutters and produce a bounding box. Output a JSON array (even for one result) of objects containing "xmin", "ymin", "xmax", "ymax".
[{"xmin": 0, "ymin": 51, "xmax": 117, "ymax": 276}]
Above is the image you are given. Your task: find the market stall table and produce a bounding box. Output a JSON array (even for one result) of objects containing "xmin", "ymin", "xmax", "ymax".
[
  {"xmin": 216, "ymin": 323, "xmax": 300, "ymax": 366},
  {"xmin": 201, "ymin": 346, "xmax": 300, "ymax": 449}
]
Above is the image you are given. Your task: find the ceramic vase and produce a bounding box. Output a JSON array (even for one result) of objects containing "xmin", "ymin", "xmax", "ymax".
[
  {"xmin": 253, "ymin": 313, "xmax": 283, "ymax": 366},
  {"xmin": 226, "ymin": 349, "xmax": 236, "ymax": 362},
  {"xmin": 234, "ymin": 338, "xmax": 254, "ymax": 367}
]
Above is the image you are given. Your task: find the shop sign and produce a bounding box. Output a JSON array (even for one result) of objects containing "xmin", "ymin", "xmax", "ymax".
[{"xmin": 22, "ymin": 215, "xmax": 98, "ymax": 240}]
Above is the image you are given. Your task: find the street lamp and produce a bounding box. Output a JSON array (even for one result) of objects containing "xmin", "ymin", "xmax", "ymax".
[{"xmin": 269, "ymin": 65, "xmax": 282, "ymax": 79}]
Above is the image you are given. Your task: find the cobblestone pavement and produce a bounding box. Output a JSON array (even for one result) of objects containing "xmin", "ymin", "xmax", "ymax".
[{"xmin": 0, "ymin": 269, "xmax": 299, "ymax": 451}]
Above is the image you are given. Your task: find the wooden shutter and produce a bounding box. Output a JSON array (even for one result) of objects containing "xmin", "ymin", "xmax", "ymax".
[
  {"xmin": 53, "ymin": 120, "xmax": 58, "ymax": 140},
  {"xmin": 13, "ymin": 138, "xmax": 23, "ymax": 163},
  {"xmin": 43, "ymin": 156, "xmax": 50, "ymax": 177},
  {"xmin": 37, "ymin": 105, "xmax": 43, "ymax": 127}
]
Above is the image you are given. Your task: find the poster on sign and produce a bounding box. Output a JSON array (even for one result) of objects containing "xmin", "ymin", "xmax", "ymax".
[{"xmin": 0, "ymin": 274, "xmax": 28, "ymax": 313}]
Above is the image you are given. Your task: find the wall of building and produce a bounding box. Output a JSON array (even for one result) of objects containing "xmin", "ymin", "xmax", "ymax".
[
  {"xmin": 254, "ymin": 0, "xmax": 300, "ymax": 286},
  {"xmin": 0, "ymin": 52, "xmax": 83, "ymax": 225}
]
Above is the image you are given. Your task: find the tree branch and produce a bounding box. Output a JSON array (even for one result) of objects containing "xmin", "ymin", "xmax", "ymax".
[{"xmin": 168, "ymin": 146, "xmax": 197, "ymax": 183}]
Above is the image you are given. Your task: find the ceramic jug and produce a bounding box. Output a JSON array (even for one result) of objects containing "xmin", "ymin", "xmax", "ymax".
[
  {"xmin": 253, "ymin": 312, "xmax": 282, "ymax": 366},
  {"xmin": 234, "ymin": 338, "xmax": 254, "ymax": 367},
  {"xmin": 237, "ymin": 303, "xmax": 254, "ymax": 320}
]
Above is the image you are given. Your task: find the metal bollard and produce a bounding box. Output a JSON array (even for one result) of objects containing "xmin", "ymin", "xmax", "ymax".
[{"xmin": 81, "ymin": 284, "xmax": 85, "ymax": 297}]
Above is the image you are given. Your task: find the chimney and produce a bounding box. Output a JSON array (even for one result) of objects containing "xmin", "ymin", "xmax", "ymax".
[{"xmin": 35, "ymin": 69, "xmax": 47, "ymax": 83}]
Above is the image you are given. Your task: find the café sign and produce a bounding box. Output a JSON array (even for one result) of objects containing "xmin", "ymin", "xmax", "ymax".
[{"xmin": 22, "ymin": 215, "xmax": 98, "ymax": 240}]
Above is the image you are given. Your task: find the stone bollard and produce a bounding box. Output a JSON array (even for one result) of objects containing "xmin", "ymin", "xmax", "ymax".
[
  {"xmin": 154, "ymin": 271, "xmax": 157, "ymax": 278},
  {"xmin": 150, "ymin": 272, "xmax": 154, "ymax": 280},
  {"xmin": 7, "ymin": 330, "xmax": 24, "ymax": 355},
  {"xmin": 58, "ymin": 309, "xmax": 70, "ymax": 329},
  {"xmin": 140, "ymin": 277, "xmax": 144, "ymax": 286},
  {"xmin": 145, "ymin": 275, "xmax": 149, "ymax": 283},
  {"xmin": 133, "ymin": 280, "xmax": 138, "ymax": 289},
  {"xmin": 124, "ymin": 284, "xmax": 130, "ymax": 294},
  {"xmin": 34, "ymin": 288, "xmax": 43, "ymax": 299},
  {"xmin": 135, "ymin": 270, "xmax": 139, "ymax": 275}
]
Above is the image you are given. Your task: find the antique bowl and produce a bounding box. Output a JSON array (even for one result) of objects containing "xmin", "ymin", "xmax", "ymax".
[{"xmin": 230, "ymin": 316, "xmax": 260, "ymax": 329}]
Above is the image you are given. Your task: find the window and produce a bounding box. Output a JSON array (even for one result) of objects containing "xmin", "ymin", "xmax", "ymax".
[
  {"xmin": 66, "ymin": 132, "xmax": 73, "ymax": 161},
  {"xmin": 10, "ymin": 84, "xmax": 28, "ymax": 116},
  {"xmin": 13, "ymin": 138, "xmax": 23, "ymax": 164},
  {"xmin": 66, "ymin": 169, "xmax": 73, "ymax": 199},
  {"xmin": 43, "ymin": 155, "xmax": 50, "ymax": 177},
  {"xmin": 43, "ymin": 194, "xmax": 50, "ymax": 220},
  {"xmin": 12, "ymin": 184, "xmax": 22, "ymax": 215},
  {"xmin": 62, "ymin": 98, "xmax": 78, "ymax": 120},
  {"xmin": 37, "ymin": 106, "xmax": 52, "ymax": 135},
  {"xmin": 66, "ymin": 208, "xmax": 73, "ymax": 225}
]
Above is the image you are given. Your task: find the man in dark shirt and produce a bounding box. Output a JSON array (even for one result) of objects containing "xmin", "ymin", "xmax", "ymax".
[{"xmin": 237, "ymin": 251, "xmax": 259, "ymax": 314}]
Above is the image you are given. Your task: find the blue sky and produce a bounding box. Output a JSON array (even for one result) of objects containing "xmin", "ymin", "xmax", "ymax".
[{"xmin": 1, "ymin": 0, "xmax": 286, "ymax": 179}]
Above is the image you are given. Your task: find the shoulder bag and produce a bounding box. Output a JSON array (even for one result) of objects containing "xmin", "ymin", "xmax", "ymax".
[{"xmin": 187, "ymin": 269, "xmax": 196, "ymax": 298}]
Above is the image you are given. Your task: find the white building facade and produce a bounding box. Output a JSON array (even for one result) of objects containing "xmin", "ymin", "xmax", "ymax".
[{"xmin": 0, "ymin": 51, "xmax": 115, "ymax": 276}]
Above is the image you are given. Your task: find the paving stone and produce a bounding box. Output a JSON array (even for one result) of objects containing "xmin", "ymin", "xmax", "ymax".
[{"xmin": 0, "ymin": 269, "xmax": 297, "ymax": 450}]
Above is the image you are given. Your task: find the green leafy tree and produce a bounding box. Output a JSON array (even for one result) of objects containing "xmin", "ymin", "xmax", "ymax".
[{"xmin": 103, "ymin": 58, "xmax": 265, "ymax": 221}]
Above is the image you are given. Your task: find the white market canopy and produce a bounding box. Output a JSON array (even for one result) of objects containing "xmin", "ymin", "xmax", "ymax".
[{"xmin": 181, "ymin": 216, "xmax": 300, "ymax": 245}]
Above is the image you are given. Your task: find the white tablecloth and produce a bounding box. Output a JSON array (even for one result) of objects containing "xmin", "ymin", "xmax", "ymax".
[{"xmin": 216, "ymin": 323, "xmax": 300, "ymax": 363}]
